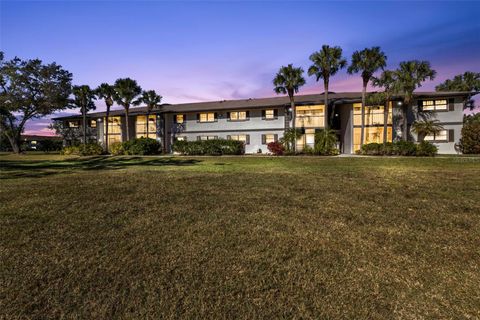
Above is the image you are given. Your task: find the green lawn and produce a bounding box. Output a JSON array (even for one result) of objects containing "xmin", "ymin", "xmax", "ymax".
[{"xmin": 1, "ymin": 153, "xmax": 479, "ymax": 319}]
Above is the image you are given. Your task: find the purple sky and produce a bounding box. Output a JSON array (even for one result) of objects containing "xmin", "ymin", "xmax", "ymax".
[{"xmin": 1, "ymin": 1, "xmax": 479, "ymax": 136}]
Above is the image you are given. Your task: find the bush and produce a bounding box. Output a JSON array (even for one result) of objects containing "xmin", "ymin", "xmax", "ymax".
[
  {"xmin": 109, "ymin": 142, "xmax": 124, "ymax": 155},
  {"xmin": 267, "ymin": 141, "xmax": 285, "ymax": 155},
  {"xmin": 393, "ymin": 140, "xmax": 417, "ymax": 156},
  {"xmin": 359, "ymin": 141, "xmax": 437, "ymax": 156},
  {"xmin": 61, "ymin": 143, "xmax": 103, "ymax": 156},
  {"xmin": 459, "ymin": 113, "xmax": 480, "ymax": 154},
  {"xmin": 122, "ymin": 137, "xmax": 161, "ymax": 155},
  {"xmin": 172, "ymin": 139, "xmax": 244, "ymax": 156},
  {"xmin": 416, "ymin": 141, "xmax": 438, "ymax": 157},
  {"xmin": 314, "ymin": 129, "xmax": 339, "ymax": 155}
]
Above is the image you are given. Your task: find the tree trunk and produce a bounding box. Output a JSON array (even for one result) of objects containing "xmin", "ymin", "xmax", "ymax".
[
  {"xmin": 403, "ymin": 104, "xmax": 408, "ymax": 141},
  {"xmin": 360, "ymin": 81, "xmax": 367, "ymax": 148},
  {"xmin": 82, "ymin": 107, "xmax": 87, "ymax": 145},
  {"xmin": 383, "ymin": 99, "xmax": 389, "ymax": 146},
  {"xmin": 146, "ymin": 112, "xmax": 149, "ymax": 139},
  {"xmin": 290, "ymin": 96, "xmax": 296, "ymax": 153},
  {"xmin": 324, "ymin": 80, "xmax": 329, "ymax": 131},
  {"xmin": 104, "ymin": 106, "xmax": 110, "ymax": 152},
  {"xmin": 125, "ymin": 106, "xmax": 130, "ymax": 141},
  {"xmin": 6, "ymin": 132, "xmax": 20, "ymax": 154}
]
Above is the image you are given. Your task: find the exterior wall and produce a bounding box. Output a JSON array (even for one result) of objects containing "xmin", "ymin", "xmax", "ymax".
[
  {"xmin": 412, "ymin": 97, "xmax": 464, "ymax": 154},
  {"xmin": 338, "ymin": 104, "xmax": 352, "ymax": 154},
  {"xmin": 167, "ymin": 108, "xmax": 286, "ymax": 153}
]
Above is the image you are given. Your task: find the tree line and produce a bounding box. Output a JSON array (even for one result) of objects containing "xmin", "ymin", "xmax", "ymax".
[
  {"xmin": 273, "ymin": 45, "xmax": 479, "ymax": 149},
  {"xmin": 0, "ymin": 50, "xmax": 479, "ymax": 154}
]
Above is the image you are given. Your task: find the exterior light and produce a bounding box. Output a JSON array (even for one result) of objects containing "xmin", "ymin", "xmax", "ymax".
[
  {"xmin": 397, "ymin": 101, "xmax": 403, "ymax": 106},
  {"xmin": 97, "ymin": 118, "xmax": 102, "ymax": 122}
]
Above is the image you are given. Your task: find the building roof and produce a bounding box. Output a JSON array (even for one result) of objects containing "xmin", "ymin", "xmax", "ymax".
[
  {"xmin": 21, "ymin": 135, "xmax": 62, "ymax": 141},
  {"xmin": 53, "ymin": 91, "xmax": 474, "ymax": 120}
]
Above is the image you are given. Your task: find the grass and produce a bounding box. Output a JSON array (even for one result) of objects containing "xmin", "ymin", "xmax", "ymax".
[{"xmin": 1, "ymin": 153, "xmax": 479, "ymax": 319}]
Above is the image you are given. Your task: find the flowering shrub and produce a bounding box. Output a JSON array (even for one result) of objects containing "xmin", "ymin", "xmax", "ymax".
[{"xmin": 267, "ymin": 141, "xmax": 285, "ymax": 155}]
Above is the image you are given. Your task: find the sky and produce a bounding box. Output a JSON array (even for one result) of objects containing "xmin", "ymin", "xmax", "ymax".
[{"xmin": 1, "ymin": 0, "xmax": 479, "ymax": 136}]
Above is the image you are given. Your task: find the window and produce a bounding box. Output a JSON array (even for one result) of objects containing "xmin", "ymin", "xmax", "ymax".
[
  {"xmin": 68, "ymin": 121, "xmax": 79, "ymax": 128},
  {"xmin": 296, "ymin": 105, "xmax": 325, "ymax": 128},
  {"xmin": 229, "ymin": 134, "xmax": 249, "ymax": 144},
  {"xmin": 424, "ymin": 130, "xmax": 448, "ymax": 142},
  {"xmin": 353, "ymin": 127, "xmax": 393, "ymax": 152},
  {"xmin": 421, "ymin": 100, "xmax": 448, "ymax": 111},
  {"xmin": 176, "ymin": 136, "xmax": 186, "ymax": 141},
  {"xmin": 198, "ymin": 136, "xmax": 217, "ymax": 141},
  {"xmin": 136, "ymin": 115, "xmax": 156, "ymax": 138},
  {"xmin": 229, "ymin": 111, "xmax": 248, "ymax": 121},
  {"xmin": 263, "ymin": 109, "xmax": 277, "ymax": 120},
  {"xmin": 104, "ymin": 116, "xmax": 122, "ymax": 144},
  {"xmin": 90, "ymin": 120, "xmax": 97, "ymax": 128},
  {"xmin": 175, "ymin": 114, "xmax": 184, "ymax": 124},
  {"xmin": 198, "ymin": 113, "xmax": 216, "ymax": 122},
  {"xmin": 264, "ymin": 134, "xmax": 276, "ymax": 144},
  {"xmin": 353, "ymin": 103, "xmax": 393, "ymax": 126},
  {"xmin": 296, "ymin": 129, "xmax": 316, "ymax": 151}
]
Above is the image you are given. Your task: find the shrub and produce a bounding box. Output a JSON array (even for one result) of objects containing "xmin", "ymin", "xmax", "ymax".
[
  {"xmin": 393, "ymin": 141, "xmax": 417, "ymax": 156},
  {"xmin": 267, "ymin": 141, "xmax": 285, "ymax": 155},
  {"xmin": 173, "ymin": 139, "xmax": 244, "ymax": 156},
  {"xmin": 109, "ymin": 142, "xmax": 124, "ymax": 155},
  {"xmin": 61, "ymin": 143, "xmax": 103, "ymax": 156},
  {"xmin": 459, "ymin": 113, "xmax": 480, "ymax": 154},
  {"xmin": 122, "ymin": 137, "xmax": 161, "ymax": 155},
  {"xmin": 302, "ymin": 145, "xmax": 315, "ymax": 155},
  {"xmin": 416, "ymin": 141, "xmax": 438, "ymax": 157},
  {"xmin": 37, "ymin": 140, "xmax": 63, "ymax": 152},
  {"xmin": 359, "ymin": 141, "xmax": 437, "ymax": 156},
  {"xmin": 281, "ymin": 128, "xmax": 302, "ymax": 153},
  {"xmin": 314, "ymin": 129, "xmax": 339, "ymax": 155}
]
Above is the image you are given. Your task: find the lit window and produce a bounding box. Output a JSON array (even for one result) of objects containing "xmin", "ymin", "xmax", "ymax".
[
  {"xmin": 90, "ymin": 120, "xmax": 97, "ymax": 128},
  {"xmin": 424, "ymin": 130, "xmax": 448, "ymax": 142},
  {"xmin": 229, "ymin": 134, "xmax": 248, "ymax": 144},
  {"xmin": 199, "ymin": 136, "xmax": 217, "ymax": 140},
  {"xmin": 176, "ymin": 114, "xmax": 184, "ymax": 124},
  {"xmin": 296, "ymin": 105, "xmax": 325, "ymax": 128},
  {"xmin": 265, "ymin": 109, "xmax": 275, "ymax": 119},
  {"xmin": 353, "ymin": 127, "xmax": 393, "ymax": 152},
  {"xmin": 199, "ymin": 113, "xmax": 215, "ymax": 122},
  {"xmin": 229, "ymin": 111, "xmax": 247, "ymax": 121},
  {"xmin": 421, "ymin": 100, "xmax": 448, "ymax": 111},
  {"xmin": 104, "ymin": 116, "xmax": 122, "ymax": 144},
  {"xmin": 176, "ymin": 136, "xmax": 186, "ymax": 141},
  {"xmin": 68, "ymin": 121, "xmax": 79, "ymax": 128},
  {"xmin": 353, "ymin": 103, "xmax": 393, "ymax": 126},
  {"xmin": 135, "ymin": 115, "xmax": 156, "ymax": 138},
  {"xmin": 265, "ymin": 134, "xmax": 275, "ymax": 144}
]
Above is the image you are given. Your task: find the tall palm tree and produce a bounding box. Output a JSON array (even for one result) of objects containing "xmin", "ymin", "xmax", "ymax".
[
  {"xmin": 347, "ymin": 47, "xmax": 387, "ymax": 148},
  {"xmin": 71, "ymin": 85, "xmax": 96, "ymax": 145},
  {"xmin": 113, "ymin": 78, "xmax": 142, "ymax": 141},
  {"xmin": 307, "ymin": 45, "xmax": 347, "ymax": 129},
  {"xmin": 273, "ymin": 64, "xmax": 306, "ymax": 153},
  {"xmin": 371, "ymin": 70, "xmax": 396, "ymax": 145},
  {"xmin": 393, "ymin": 61, "xmax": 436, "ymax": 140},
  {"xmin": 96, "ymin": 83, "xmax": 115, "ymax": 151},
  {"xmin": 436, "ymin": 71, "xmax": 480, "ymax": 110},
  {"xmin": 139, "ymin": 90, "xmax": 162, "ymax": 138},
  {"xmin": 411, "ymin": 119, "xmax": 444, "ymax": 141}
]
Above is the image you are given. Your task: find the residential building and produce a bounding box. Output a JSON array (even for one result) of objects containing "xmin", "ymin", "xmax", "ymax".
[{"xmin": 53, "ymin": 91, "xmax": 471, "ymax": 154}]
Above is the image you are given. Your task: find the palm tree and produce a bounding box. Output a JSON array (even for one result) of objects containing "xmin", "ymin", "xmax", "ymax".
[
  {"xmin": 273, "ymin": 64, "xmax": 306, "ymax": 152},
  {"xmin": 371, "ymin": 70, "xmax": 396, "ymax": 145},
  {"xmin": 436, "ymin": 71, "xmax": 480, "ymax": 110},
  {"xmin": 96, "ymin": 83, "xmax": 115, "ymax": 151},
  {"xmin": 412, "ymin": 119, "xmax": 444, "ymax": 141},
  {"xmin": 139, "ymin": 90, "xmax": 162, "ymax": 138},
  {"xmin": 393, "ymin": 61, "xmax": 436, "ymax": 140},
  {"xmin": 71, "ymin": 85, "xmax": 96, "ymax": 145},
  {"xmin": 347, "ymin": 47, "xmax": 387, "ymax": 148},
  {"xmin": 113, "ymin": 78, "xmax": 142, "ymax": 141},
  {"xmin": 307, "ymin": 45, "xmax": 347, "ymax": 129}
]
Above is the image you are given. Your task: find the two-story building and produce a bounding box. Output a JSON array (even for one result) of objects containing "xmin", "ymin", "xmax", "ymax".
[{"xmin": 53, "ymin": 91, "xmax": 471, "ymax": 154}]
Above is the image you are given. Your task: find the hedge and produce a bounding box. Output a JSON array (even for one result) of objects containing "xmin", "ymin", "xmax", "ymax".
[
  {"xmin": 172, "ymin": 139, "xmax": 244, "ymax": 155},
  {"xmin": 359, "ymin": 141, "xmax": 437, "ymax": 156},
  {"xmin": 110, "ymin": 137, "xmax": 162, "ymax": 155},
  {"xmin": 61, "ymin": 143, "xmax": 103, "ymax": 156}
]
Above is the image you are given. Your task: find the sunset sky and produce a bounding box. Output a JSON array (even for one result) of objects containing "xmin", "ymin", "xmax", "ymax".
[{"xmin": 1, "ymin": 1, "xmax": 479, "ymax": 136}]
